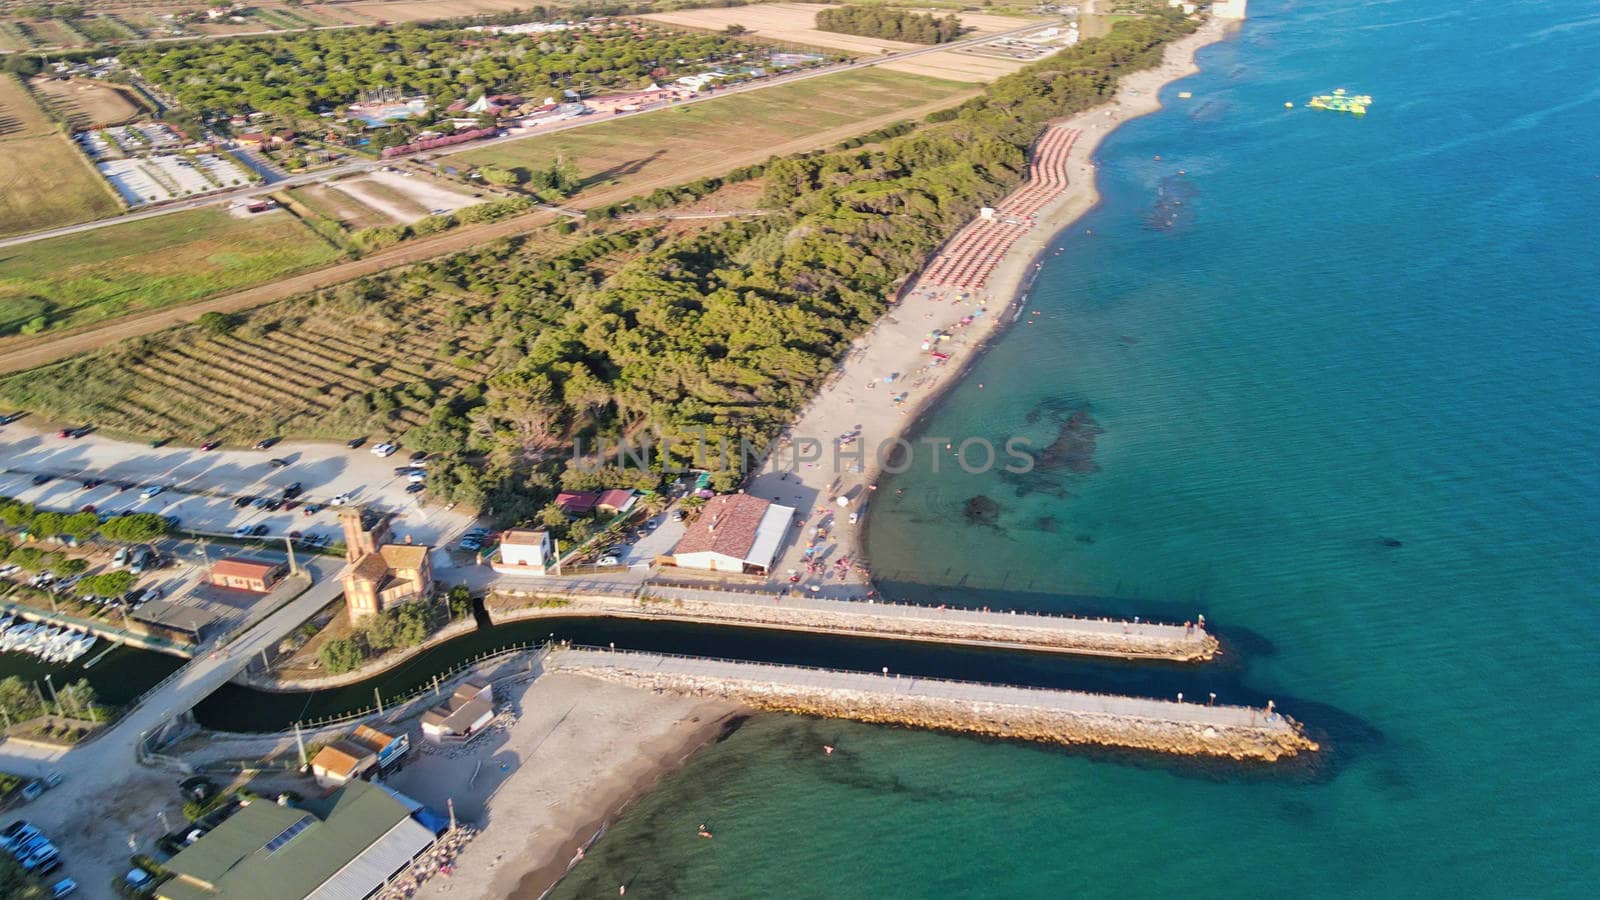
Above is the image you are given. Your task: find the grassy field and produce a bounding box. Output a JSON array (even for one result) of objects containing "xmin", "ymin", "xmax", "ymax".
[
  {"xmin": 449, "ymin": 68, "xmax": 972, "ymax": 202},
  {"xmin": 0, "ymin": 208, "xmax": 341, "ymax": 337},
  {"xmin": 31, "ymin": 76, "xmax": 146, "ymax": 130},
  {"xmin": 0, "ymin": 226, "xmax": 592, "ymax": 442},
  {"xmin": 0, "ymin": 75, "xmax": 123, "ymax": 238}
]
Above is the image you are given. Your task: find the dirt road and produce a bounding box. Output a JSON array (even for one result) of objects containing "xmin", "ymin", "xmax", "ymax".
[
  {"xmin": 0, "ymin": 88, "xmax": 976, "ymax": 377},
  {"xmin": 0, "ymin": 209, "xmax": 557, "ymax": 376}
]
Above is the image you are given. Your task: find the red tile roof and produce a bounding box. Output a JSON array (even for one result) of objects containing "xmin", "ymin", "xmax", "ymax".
[
  {"xmin": 555, "ymin": 491, "xmax": 599, "ymax": 514},
  {"xmin": 673, "ymin": 494, "xmax": 770, "ymax": 560},
  {"xmin": 211, "ymin": 557, "xmax": 279, "ymax": 581}
]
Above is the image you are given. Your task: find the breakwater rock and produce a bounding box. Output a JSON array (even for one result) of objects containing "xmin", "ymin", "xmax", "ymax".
[{"xmin": 552, "ymin": 648, "xmax": 1317, "ymax": 762}]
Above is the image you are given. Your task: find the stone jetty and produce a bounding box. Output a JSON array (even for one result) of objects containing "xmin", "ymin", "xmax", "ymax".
[
  {"xmin": 490, "ymin": 584, "xmax": 1219, "ymax": 662},
  {"xmin": 549, "ymin": 647, "xmax": 1317, "ymax": 762}
]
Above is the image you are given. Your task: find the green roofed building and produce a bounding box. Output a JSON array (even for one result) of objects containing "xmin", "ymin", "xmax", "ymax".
[{"xmin": 157, "ymin": 780, "xmax": 435, "ymax": 900}]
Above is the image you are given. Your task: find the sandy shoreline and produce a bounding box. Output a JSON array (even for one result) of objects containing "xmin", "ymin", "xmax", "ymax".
[
  {"xmin": 748, "ymin": 14, "xmax": 1235, "ymax": 590},
  {"xmin": 393, "ymin": 672, "xmax": 740, "ymax": 900},
  {"xmin": 411, "ymin": 19, "xmax": 1237, "ymax": 900}
]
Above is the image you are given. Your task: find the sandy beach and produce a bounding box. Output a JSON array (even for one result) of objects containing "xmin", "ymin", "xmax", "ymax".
[
  {"xmin": 395, "ymin": 672, "xmax": 739, "ymax": 900},
  {"xmin": 747, "ymin": 14, "xmax": 1235, "ymax": 591}
]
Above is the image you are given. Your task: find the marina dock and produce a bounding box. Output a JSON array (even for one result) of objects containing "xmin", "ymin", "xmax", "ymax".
[
  {"xmin": 550, "ymin": 647, "xmax": 1316, "ymax": 761},
  {"xmin": 490, "ymin": 583, "xmax": 1219, "ymax": 662}
]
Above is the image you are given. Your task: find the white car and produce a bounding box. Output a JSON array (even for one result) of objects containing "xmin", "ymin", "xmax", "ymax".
[
  {"xmin": 370, "ymin": 442, "xmax": 398, "ymax": 457},
  {"xmin": 597, "ymin": 555, "xmax": 621, "ymax": 567},
  {"xmin": 112, "ymin": 547, "xmax": 129, "ymax": 567},
  {"xmin": 407, "ymin": 471, "xmax": 426, "ymax": 484},
  {"xmin": 330, "ymin": 492, "xmax": 354, "ymax": 506},
  {"xmin": 141, "ymin": 485, "xmax": 163, "ymax": 498},
  {"xmin": 0, "ymin": 563, "xmax": 20, "ymax": 577}
]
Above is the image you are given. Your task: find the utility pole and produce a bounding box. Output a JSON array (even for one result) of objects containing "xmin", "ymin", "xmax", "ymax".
[
  {"xmin": 293, "ymin": 721, "xmax": 308, "ymax": 768},
  {"xmin": 43, "ymin": 675, "xmax": 60, "ymax": 716},
  {"xmin": 374, "ymin": 687, "xmax": 384, "ymax": 715},
  {"xmin": 284, "ymin": 536, "xmax": 299, "ymax": 576}
]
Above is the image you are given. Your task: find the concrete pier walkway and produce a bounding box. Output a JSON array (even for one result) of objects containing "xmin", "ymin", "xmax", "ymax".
[
  {"xmin": 490, "ymin": 583, "xmax": 1219, "ymax": 662},
  {"xmin": 550, "ymin": 647, "xmax": 1316, "ymax": 761}
]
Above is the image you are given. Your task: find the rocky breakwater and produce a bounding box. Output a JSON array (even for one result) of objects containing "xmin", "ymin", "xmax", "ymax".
[
  {"xmin": 490, "ymin": 585, "xmax": 1219, "ymax": 662},
  {"xmin": 550, "ymin": 648, "xmax": 1318, "ymax": 762}
]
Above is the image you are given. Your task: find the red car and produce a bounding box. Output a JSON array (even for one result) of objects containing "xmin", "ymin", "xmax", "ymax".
[{"xmin": 200, "ymin": 440, "xmax": 221, "ymax": 451}]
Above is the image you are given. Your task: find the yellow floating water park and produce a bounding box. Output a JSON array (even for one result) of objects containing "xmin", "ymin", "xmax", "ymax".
[{"xmin": 1309, "ymin": 88, "xmax": 1372, "ymax": 114}]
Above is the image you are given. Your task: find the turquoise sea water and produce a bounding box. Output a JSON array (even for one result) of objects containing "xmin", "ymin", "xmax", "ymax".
[{"xmin": 550, "ymin": 1, "xmax": 1600, "ymax": 896}]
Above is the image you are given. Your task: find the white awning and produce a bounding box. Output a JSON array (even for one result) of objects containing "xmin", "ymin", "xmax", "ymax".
[
  {"xmin": 306, "ymin": 818, "xmax": 435, "ymax": 900},
  {"xmin": 742, "ymin": 503, "xmax": 795, "ymax": 572}
]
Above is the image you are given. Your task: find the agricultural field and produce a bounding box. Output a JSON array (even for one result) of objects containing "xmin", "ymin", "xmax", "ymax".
[
  {"xmin": 337, "ymin": 0, "xmax": 543, "ymax": 24},
  {"xmin": 0, "ymin": 74, "xmax": 123, "ymax": 238},
  {"xmin": 0, "ymin": 224, "xmax": 599, "ymax": 442},
  {"xmin": 449, "ymin": 67, "xmax": 978, "ymax": 206},
  {"xmin": 30, "ymin": 76, "xmax": 147, "ymax": 130},
  {"xmin": 641, "ymin": 3, "xmax": 1033, "ymax": 48},
  {"xmin": 289, "ymin": 171, "xmax": 486, "ymax": 229},
  {"xmin": 0, "ymin": 207, "xmax": 339, "ymax": 338},
  {"xmin": 641, "ymin": 2, "xmax": 1050, "ymax": 82}
]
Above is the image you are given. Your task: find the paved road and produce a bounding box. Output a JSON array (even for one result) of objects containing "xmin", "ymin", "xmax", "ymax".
[
  {"xmin": 0, "ymin": 160, "xmax": 374, "ymax": 250},
  {"xmin": 445, "ymin": 19, "xmax": 1049, "ymax": 160},
  {"xmin": 0, "ymin": 556, "xmax": 347, "ymax": 896},
  {"xmin": 0, "ymin": 19, "xmax": 1049, "ymax": 252}
]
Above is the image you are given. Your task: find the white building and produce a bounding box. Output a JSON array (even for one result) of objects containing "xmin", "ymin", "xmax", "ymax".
[
  {"xmin": 671, "ymin": 494, "xmax": 795, "ymax": 576},
  {"xmin": 493, "ymin": 529, "xmax": 554, "ymax": 576}
]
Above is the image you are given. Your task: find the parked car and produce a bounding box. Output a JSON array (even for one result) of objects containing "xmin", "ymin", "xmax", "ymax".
[
  {"xmin": 80, "ymin": 478, "xmax": 103, "ymax": 489},
  {"xmin": 407, "ymin": 471, "xmax": 426, "ymax": 484},
  {"xmin": 302, "ymin": 503, "xmax": 323, "ymax": 516},
  {"xmin": 30, "ymin": 473, "xmax": 51, "ymax": 486},
  {"xmin": 371, "ymin": 441, "xmax": 398, "ymax": 458},
  {"xmin": 282, "ymin": 482, "xmax": 303, "ymax": 499},
  {"xmin": 346, "ymin": 437, "xmax": 366, "ymax": 449},
  {"xmin": 0, "ymin": 821, "xmax": 40, "ymax": 851},
  {"xmin": 20, "ymin": 842, "xmax": 58, "ymax": 873},
  {"xmin": 50, "ymin": 877, "xmax": 77, "ymax": 898},
  {"xmin": 125, "ymin": 869, "xmax": 154, "ymax": 891},
  {"xmin": 409, "ymin": 451, "xmax": 429, "ymax": 463},
  {"xmin": 20, "ymin": 780, "xmax": 44, "ymax": 802},
  {"xmin": 458, "ymin": 538, "xmax": 482, "ymax": 552},
  {"xmin": 233, "ymin": 495, "xmax": 255, "ymax": 508},
  {"xmin": 140, "ymin": 484, "xmax": 163, "ymax": 499},
  {"xmin": 232, "ymin": 524, "xmax": 254, "ymax": 539},
  {"xmin": 597, "ymin": 555, "xmax": 621, "ymax": 567},
  {"xmin": 330, "ymin": 492, "xmax": 354, "ymax": 506},
  {"xmin": 165, "ymin": 515, "xmax": 182, "ymax": 529},
  {"xmin": 268, "ymin": 457, "xmax": 290, "ymax": 469},
  {"xmin": 42, "ymin": 772, "xmax": 63, "ymax": 789},
  {"xmin": 200, "ymin": 440, "xmax": 221, "ymax": 451},
  {"xmin": 112, "ymin": 547, "xmax": 129, "ymax": 568},
  {"xmin": 671, "ymin": 509, "xmax": 686, "ymax": 522},
  {"xmin": 129, "ymin": 548, "xmax": 152, "ymax": 574},
  {"xmin": 250, "ymin": 524, "xmax": 269, "ymax": 537},
  {"xmin": 254, "ymin": 437, "xmax": 280, "ymax": 450}
]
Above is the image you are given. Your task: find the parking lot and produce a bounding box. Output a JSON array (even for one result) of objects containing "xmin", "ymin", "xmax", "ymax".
[{"xmin": 0, "ymin": 422, "xmax": 476, "ymax": 549}]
